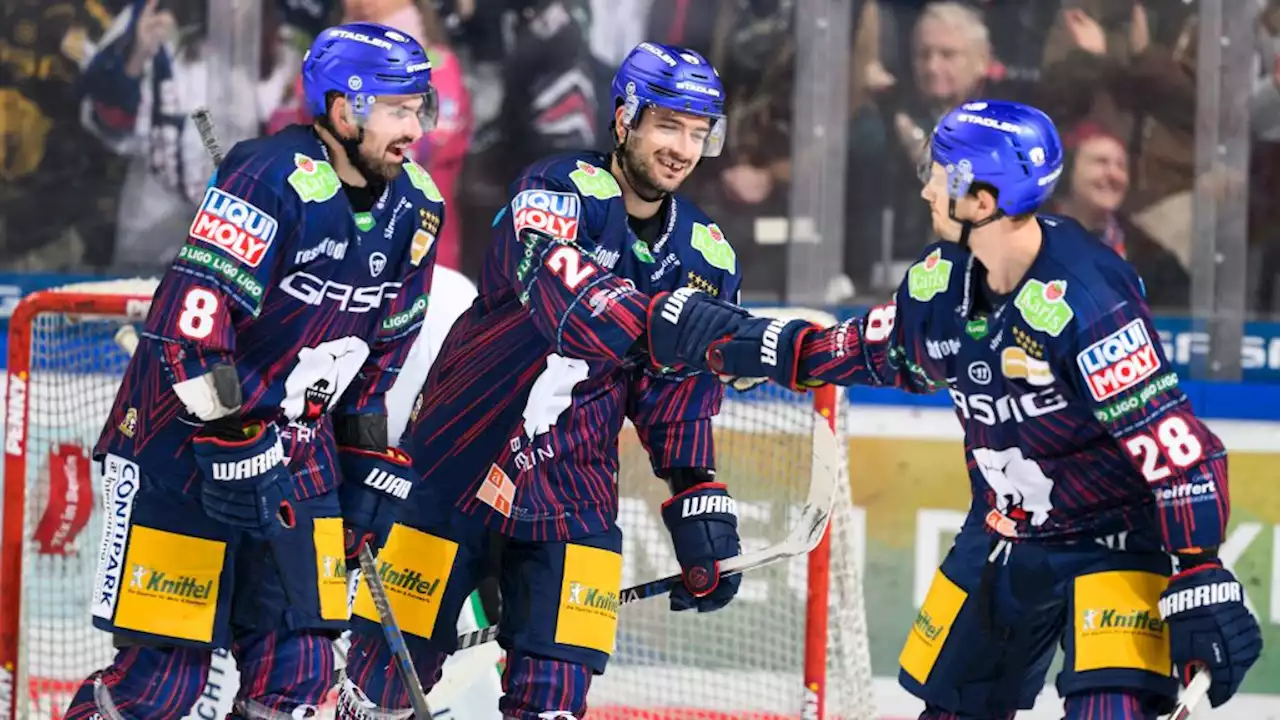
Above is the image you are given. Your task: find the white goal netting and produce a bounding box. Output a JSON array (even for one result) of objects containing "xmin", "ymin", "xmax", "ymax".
[{"xmin": 1, "ymin": 283, "xmax": 873, "ymax": 719}]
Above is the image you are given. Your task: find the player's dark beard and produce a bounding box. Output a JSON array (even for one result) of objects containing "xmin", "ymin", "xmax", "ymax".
[
  {"xmin": 339, "ymin": 127, "xmax": 409, "ymax": 182},
  {"xmin": 616, "ymin": 141, "xmax": 669, "ymax": 203}
]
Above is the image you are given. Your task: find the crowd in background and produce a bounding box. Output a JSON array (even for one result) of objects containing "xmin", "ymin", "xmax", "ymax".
[{"xmin": 3, "ymin": 0, "xmax": 1280, "ymax": 314}]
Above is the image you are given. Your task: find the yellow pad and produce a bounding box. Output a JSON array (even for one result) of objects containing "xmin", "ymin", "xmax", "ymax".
[
  {"xmin": 554, "ymin": 543, "xmax": 623, "ymax": 655},
  {"xmin": 353, "ymin": 524, "xmax": 458, "ymax": 640},
  {"xmin": 313, "ymin": 517, "xmax": 349, "ymax": 620},
  {"xmin": 1073, "ymin": 570, "xmax": 1171, "ymax": 673},
  {"xmin": 113, "ymin": 526, "xmax": 225, "ymax": 643},
  {"xmin": 900, "ymin": 568, "xmax": 967, "ymax": 684}
]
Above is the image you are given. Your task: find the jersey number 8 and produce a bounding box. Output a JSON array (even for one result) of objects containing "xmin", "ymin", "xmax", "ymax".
[{"xmin": 177, "ymin": 287, "xmax": 220, "ymax": 340}]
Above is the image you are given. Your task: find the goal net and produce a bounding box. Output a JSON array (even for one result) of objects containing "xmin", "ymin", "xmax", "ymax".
[{"xmin": 0, "ymin": 284, "xmax": 874, "ymax": 720}]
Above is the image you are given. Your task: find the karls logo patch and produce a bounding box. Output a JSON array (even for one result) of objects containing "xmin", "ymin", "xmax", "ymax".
[
  {"xmin": 512, "ymin": 190, "xmax": 580, "ymax": 241},
  {"xmin": 907, "ymin": 249, "xmax": 952, "ymax": 302},
  {"xmin": 1076, "ymin": 319, "xmax": 1161, "ymax": 402},
  {"xmin": 190, "ymin": 188, "xmax": 278, "ymax": 267}
]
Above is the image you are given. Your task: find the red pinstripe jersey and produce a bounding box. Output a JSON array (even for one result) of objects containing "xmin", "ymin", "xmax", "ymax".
[{"xmin": 400, "ymin": 151, "xmax": 741, "ymax": 541}]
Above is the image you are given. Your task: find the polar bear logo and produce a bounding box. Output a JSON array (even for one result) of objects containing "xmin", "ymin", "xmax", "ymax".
[
  {"xmin": 521, "ymin": 354, "xmax": 590, "ymax": 440},
  {"xmin": 281, "ymin": 337, "xmax": 370, "ymax": 422},
  {"xmin": 971, "ymin": 446, "xmax": 1056, "ymax": 527}
]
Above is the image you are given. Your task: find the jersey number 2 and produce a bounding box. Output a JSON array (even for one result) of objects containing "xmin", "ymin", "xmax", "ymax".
[
  {"xmin": 1124, "ymin": 416, "xmax": 1204, "ymax": 483},
  {"xmin": 177, "ymin": 288, "xmax": 219, "ymax": 340},
  {"xmin": 545, "ymin": 246, "xmax": 596, "ymax": 291}
]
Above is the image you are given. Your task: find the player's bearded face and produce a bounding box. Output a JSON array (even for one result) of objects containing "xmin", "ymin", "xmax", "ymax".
[
  {"xmin": 344, "ymin": 96, "xmax": 425, "ymax": 181},
  {"xmin": 621, "ymin": 108, "xmax": 707, "ymax": 196}
]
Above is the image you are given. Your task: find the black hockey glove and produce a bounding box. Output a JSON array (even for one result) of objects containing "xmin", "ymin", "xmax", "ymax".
[
  {"xmin": 660, "ymin": 469, "xmax": 741, "ymax": 613},
  {"xmin": 647, "ymin": 288, "xmax": 815, "ymax": 390},
  {"xmin": 338, "ymin": 446, "xmax": 414, "ymax": 559},
  {"xmin": 192, "ymin": 419, "xmax": 293, "ymax": 540},
  {"xmin": 1159, "ymin": 558, "xmax": 1262, "ymax": 707}
]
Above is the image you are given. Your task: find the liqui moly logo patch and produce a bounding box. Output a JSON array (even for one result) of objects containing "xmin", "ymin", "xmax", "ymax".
[
  {"xmin": 189, "ymin": 188, "xmax": 279, "ymax": 267},
  {"xmin": 1076, "ymin": 319, "xmax": 1162, "ymax": 401},
  {"xmin": 511, "ymin": 189, "xmax": 580, "ymax": 241}
]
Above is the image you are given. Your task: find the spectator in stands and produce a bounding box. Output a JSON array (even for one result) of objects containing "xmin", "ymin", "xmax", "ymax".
[
  {"xmin": 845, "ymin": 1, "xmax": 1005, "ymax": 291},
  {"xmin": 0, "ymin": 0, "xmax": 125, "ymax": 271},
  {"xmin": 1037, "ymin": 2, "xmax": 1199, "ymax": 266},
  {"xmin": 1052, "ymin": 123, "xmax": 1188, "ymax": 310},
  {"xmin": 269, "ymin": 0, "xmax": 474, "ymax": 271},
  {"xmin": 80, "ymin": 0, "xmax": 300, "ymax": 272}
]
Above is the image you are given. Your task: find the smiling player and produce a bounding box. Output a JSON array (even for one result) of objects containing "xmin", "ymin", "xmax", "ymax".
[{"xmin": 339, "ymin": 43, "xmax": 745, "ymax": 720}]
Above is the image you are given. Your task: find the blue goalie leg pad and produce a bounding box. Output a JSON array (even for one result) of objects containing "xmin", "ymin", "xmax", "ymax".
[
  {"xmin": 63, "ymin": 645, "xmax": 211, "ymax": 719},
  {"xmin": 1063, "ymin": 690, "xmax": 1162, "ymax": 720},
  {"xmin": 231, "ymin": 629, "xmax": 335, "ymax": 717},
  {"xmin": 338, "ymin": 628, "xmax": 447, "ymax": 714},
  {"xmin": 499, "ymin": 652, "xmax": 591, "ymax": 720}
]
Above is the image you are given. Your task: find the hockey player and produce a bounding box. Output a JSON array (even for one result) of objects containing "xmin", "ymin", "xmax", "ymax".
[
  {"xmin": 646, "ymin": 100, "xmax": 1263, "ymax": 719},
  {"xmin": 339, "ymin": 43, "xmax": 742, "ymax": 720},
  {"xmin": 66, "ymin": 22, "xmax": 445, "ymax": 720}
]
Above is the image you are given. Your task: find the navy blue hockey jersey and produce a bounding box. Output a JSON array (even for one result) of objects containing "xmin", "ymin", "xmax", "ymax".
[
  {"xmin": 96, "ymin": 125, "xmax": 445, "ymax": 499},
  {"xmin": 402, "ymin": 151, "xmax": 741, "ymax": 541},
  {"xmin": 800, "ymin": 216, "xmax": 1228, "ymax": 552}
]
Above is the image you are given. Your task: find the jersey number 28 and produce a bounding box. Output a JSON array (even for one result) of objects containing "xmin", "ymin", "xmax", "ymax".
[{"xmin": 1124, "ymin": 416, "xmax": 1203, "ymax": 483}]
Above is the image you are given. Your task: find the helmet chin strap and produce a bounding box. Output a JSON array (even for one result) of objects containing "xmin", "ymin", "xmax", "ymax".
[{"xmin": 947, "ymin": 197, "xmax": 1002, "ymax": 250}]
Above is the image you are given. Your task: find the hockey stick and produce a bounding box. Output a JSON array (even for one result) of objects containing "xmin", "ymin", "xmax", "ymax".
[
  {"xmin": 357, "ymin": 545, "xmax": 435, "ymax": 718},
  {"xmin": 190, "ymin": 106, "xmax": 225, "ymax": 164},
  {"xmin": 1167, "ymin": 670, "xmax": 1211, "ymax": 720},
  {"xmin": 454, "ymin": 410, "xmax": 841, "ymax": 651}
]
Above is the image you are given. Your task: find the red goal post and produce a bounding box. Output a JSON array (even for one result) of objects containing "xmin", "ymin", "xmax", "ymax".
[{"xmin": 1, "ymin": 280, "xmax": 157, "ymax": 720}]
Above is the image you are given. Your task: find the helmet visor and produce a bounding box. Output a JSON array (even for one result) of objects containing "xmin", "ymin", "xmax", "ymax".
[
  {"xmin": 623, "ymin": 96, "xmax": 727, "ymax": 157},
  {"xmin": 351, "ymin": 88, "xmax": 439, "ymax": 133}
]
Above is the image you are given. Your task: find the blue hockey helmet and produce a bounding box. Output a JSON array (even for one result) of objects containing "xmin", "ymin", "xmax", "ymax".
[
  {"xmin": 301, "ymin": 22, "xmax": 437, "ymax": 131},
  {"xmin": 612, "ymin": 42, "xmax": 727, "ymax": 157},
  {"xmin": 925, "ymin": 100, "xmax": 1064, "ymax": 218}
]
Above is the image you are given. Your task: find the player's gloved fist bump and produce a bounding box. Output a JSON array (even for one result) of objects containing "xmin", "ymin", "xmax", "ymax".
[
  {"xmin": 192, "ymin": 418, "xmax": 292, "ymax": 539},
  {"xmin": 660, "ymin": 470, "xmax": 741, "ymax": 612},
  {"xmin": 1159, "ymin": 559, "xmax": 1263, "ymax": 707},
  {"xmin": 647, "ymin": 288, "xmax": 814, "ymax": 390},
  {"xmin": 338, "ymin": 446, "xmax": 414, "ymax": 558},
  {"xmin": 647, "ymin": 288, "xmax": 750, "ymax": 371}
]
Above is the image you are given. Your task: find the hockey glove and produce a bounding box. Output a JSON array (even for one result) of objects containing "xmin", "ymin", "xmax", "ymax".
[
  {"xmin": 338, "ymin": 446, "xmax": 415, "ymax": 559},
  {"xmin": 647, "ymin": 288, "xmax": 815, "ymax": 390},
  {"xmin": 1159, "ymin": 560, "xmax": 1263, "ymax": 707},
  {"xmin": 660, "ymin": 479, "xmax": 741, "ymax": 613},
  {"xmin": 192, "ymin": 419, "xmax": 292, "ymax": 540}
]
